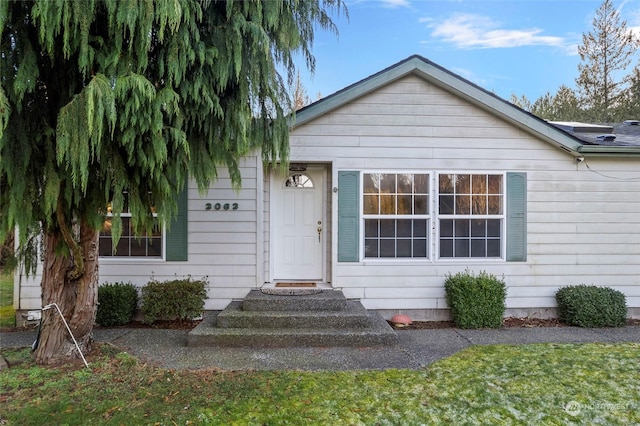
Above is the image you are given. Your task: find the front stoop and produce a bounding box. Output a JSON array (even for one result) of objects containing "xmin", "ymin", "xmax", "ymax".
[{"xmin": 187, "ymin": 289, "xmax": 398, "ymax": 348}]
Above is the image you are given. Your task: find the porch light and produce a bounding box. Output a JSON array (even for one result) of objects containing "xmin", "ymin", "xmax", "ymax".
[{"xmin": 289, "ymin": 163, "xmax": 307, "ymax": 172}]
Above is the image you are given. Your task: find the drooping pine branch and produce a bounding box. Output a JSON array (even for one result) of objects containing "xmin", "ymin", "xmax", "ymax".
[{"xmin": 1, "ymin": 0, "xmax": 346, "ymax": 257}]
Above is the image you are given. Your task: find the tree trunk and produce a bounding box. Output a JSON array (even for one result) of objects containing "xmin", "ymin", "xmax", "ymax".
[{"xmin": 34, "ymin": 220, "xmax": 99, "ymax": 366}]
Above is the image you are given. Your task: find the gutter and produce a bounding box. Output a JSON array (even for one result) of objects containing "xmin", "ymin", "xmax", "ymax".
[{"xmin": 577, "ymin": 146, "xmax": 640, "ymax": 157}]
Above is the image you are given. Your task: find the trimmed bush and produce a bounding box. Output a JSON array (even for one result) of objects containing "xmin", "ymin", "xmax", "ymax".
[
  {"xmin": 96, "ymin": 282, "xmax": 138, "ymax": 326},
  {"xmin": 556, "ymin": 285, "xmax": 627, "ymax": 327},
  {"xmin": 141, "ymin": 277, "xmax": 207, "ymax": 324},
  {"xmin": 444, "ymin": 270, "xmax": 506, "ymax": 329}
]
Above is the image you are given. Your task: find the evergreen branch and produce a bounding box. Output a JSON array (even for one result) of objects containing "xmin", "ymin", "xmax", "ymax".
[{"xmin": 0, "ymin": 86, "xmax": 9, "ymax": 139}]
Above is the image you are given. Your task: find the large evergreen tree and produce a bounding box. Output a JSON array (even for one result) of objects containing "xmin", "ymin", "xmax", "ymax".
[
  {"xmin": 531, "ymin": 85, "xmax": 583, "ymax": 121},
  {"xmin": 291, "ymin": 71, "xmax": 312, "ymax": 111},
  {"xmin": 509, "ymin": 93, "xmax": 532, "ymax": 112},
  {"xmin": 575, "ymin": 0, "xmax": 638, "ymax": 122},
  {"xmin": 620, "ymin": 64, "xmax": 640, "ymax": 119},
  {"xmin": 0, "ymin": 0, "xmax": 345, "ymax": 365}
]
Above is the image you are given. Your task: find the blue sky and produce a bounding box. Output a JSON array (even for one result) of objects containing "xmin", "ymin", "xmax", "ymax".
[{"xmin": 295, "ymin": 0, "xmax": 640, "ymax": 103}]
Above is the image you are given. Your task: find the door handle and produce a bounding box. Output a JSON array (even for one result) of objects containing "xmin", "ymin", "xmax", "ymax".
[{"xmin": 317, "ymin": 226, "xmax": 322, "ymax": 242}]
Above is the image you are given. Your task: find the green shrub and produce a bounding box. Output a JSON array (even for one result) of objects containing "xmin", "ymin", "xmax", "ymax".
[
  {"xmin": 140, "ymin": 277, "xmax": 207, "ymax": 324},
  {"xmin": 444, "ymin": 270, "xmax": 506, "ymax": 329},
  {"xmin": 96, "ymin": 282, "xmax": 138, "ymax": 326},
  {"xmin": 556, "ymin": 285, "xmax": 627, "ymax": 327}
]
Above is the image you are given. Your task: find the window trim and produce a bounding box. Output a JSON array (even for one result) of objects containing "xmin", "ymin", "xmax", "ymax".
[
  {"xmin": 435, "ymin": 171, "xmax": 506, "ymax": 261},
  {"xmin": 99, "ymin": 212, "xmax": 166, "ymax": 261},
  {"xmin": 359, "ymin": 170, "xmax": 431, "ymax": 261},
  {"xmin": 354, "ymin": 170, "xmax": 510, "ymax": 263},
  {"xmin": 283, "ymin": 172, "xmax": 315, "ymax": 188}
]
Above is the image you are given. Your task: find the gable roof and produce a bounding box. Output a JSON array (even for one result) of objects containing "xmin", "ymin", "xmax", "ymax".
[{"xmin": 292, "ymin": 55, "xmax": 640, "ymax": 158}]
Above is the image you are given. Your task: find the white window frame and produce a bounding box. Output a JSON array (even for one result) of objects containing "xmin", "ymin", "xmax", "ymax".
[
  {"xmin": 99, "ymin": 203, "xmax": 165, "ymax": 261},
  {"xmin": 360, "ymin": 170, "xmax": 431, "ymax": 261},
  {"xmin": 436, "ymin": 171, "xmax": 506, "ymax": 261}
]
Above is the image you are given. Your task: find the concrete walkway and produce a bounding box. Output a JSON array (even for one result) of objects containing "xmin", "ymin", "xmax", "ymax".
[{"xmin": 2, "ymin": 324, "xmax": 639, "ymax": 371}]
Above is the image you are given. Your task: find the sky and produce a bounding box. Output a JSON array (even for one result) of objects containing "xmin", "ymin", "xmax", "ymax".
[{"xmin": 294, "ymin": 0, "xmax": 640, "ymax": 103}]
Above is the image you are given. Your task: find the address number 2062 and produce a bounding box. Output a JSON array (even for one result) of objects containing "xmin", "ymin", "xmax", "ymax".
[{"xmin": 205, "ymin": 202, "xmax": 239, "ymax": 211}]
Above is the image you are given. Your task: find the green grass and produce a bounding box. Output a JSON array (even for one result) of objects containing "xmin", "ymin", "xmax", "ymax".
[
  {"xmin": 0, "ymin": 272, "xmax": 15, "ymax": 327},
  {"xmin": 1, "ymin": 342, "xmax": 638, "ymax": 425}
]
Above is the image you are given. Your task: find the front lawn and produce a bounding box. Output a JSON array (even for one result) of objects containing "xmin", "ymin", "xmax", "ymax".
[
  {"xmin": 0, "ymin": 272, "xmax": 15, "ymax": 327},
  {"xmin": 1, "ymin": 342, "xmax": 638, "ymax": 425}
]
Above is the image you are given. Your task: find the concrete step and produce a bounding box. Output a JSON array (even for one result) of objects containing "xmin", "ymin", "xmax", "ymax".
[
  {"xmin": 216, "ymin": 301, "xmax": 371, "ymax": 329},
  {"xmin": 187, "ymin": 289, "xmax": 398, "ymax": 348},
  {"xmin": 188, "ymin": 312, "xmax": 398, "ymax": 348},
  {"xmin": 242, "ymin": 289, "xmax": 347, "ymax": 312}
]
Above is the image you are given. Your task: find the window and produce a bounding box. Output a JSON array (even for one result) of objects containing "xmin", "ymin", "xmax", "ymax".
[
  {"xmin": 362, "ymin": 173, "xmax": 429, "ymax": 258},
  {"xmin": 285, "ymin": 173, "xmax": 314, "ymax": 188},
  {"xmin": 438, "ymin": 173, "xmax": 504, "ymax": 258},
  {"xmin": 339, "ymin": 170, "xmax": 524, "ymax": 263},
  {"xmin": 99, "ymin": 195, "xmax": 163, "ymax": 258}
]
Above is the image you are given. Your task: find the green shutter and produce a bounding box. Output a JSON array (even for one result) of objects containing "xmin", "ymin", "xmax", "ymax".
[
  {"xmin": 506, "ymin": 172, "xmax": 527, "ymax": 262},
  {"xmin": 166, "ymin": 182, "xmax": 188, "ymax": 261},
  {"xmin": 338, "ymin": 171, "xmax": 360, "ymax": 262}
]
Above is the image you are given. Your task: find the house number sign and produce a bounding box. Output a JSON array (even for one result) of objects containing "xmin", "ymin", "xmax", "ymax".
[{"xmin": 205, "ymin": 202, "xmax": 239, "ymax": 211}]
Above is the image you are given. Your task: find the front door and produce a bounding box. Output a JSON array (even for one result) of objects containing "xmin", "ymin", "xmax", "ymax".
[{"xmin": 272, "ymin": 166, "xmax": 325, "ymax": 281}]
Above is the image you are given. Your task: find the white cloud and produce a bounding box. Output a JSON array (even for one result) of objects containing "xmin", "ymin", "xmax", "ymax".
[
  {"xmin": 379, "ymin": 0, "xmax": 411, "ymax": 8},
  {"xmin": 614, "ymin": 1, "xmax": 640, "ymax": 41},
  {"xmin": 351, "ymin": 0, "xmax": 411, "ymax": 8},
  {"xmin": 627, "ymin": 6, "xmax": 640, "ymax": 39},
  {"xmin": 450, "ymin": 67, "xmax": 488, "ymax": 87},
  {"xmin": 425, "ymin": 13, "xmax": 567, "ymax": 50}
]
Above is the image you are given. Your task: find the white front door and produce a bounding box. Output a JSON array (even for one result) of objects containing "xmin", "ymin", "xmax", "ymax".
[{"xmin": 272, "ymin": 166, "xmax": 325, "ymax": 281}]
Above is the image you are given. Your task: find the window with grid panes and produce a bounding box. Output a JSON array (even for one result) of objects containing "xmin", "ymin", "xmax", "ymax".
[
  {"xmin": 99, "ymin": 193, "xmax": 162, "ymax": 258},
  {"xmin": 438, "ymin": 173, "xmax": 504, "ymax": 258},
  {"xmin": 362, "ymin": 173, "xmax": 430, "ymax": 259}
]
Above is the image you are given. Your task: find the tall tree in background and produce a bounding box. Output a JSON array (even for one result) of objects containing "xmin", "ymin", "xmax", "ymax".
[
  {"xmin": 0, "ymin": 0, "xmax": 345, "ymax": 365},
  {"xmin": 292, "ymin": 71, "xmax": 312, "ymax": 111},
  {"xmin": 509, "ymin": 93, "xmax": 532, "ymax": 112},
  {"xmin": 531, "ymin": 85, "xmax": 583, "ymax": 121},
  {"xmin": 552, "ymin": 85, "xmax": 584, "ymax": 121},
  {"xmin": 620, "ymin": 65, "xmax": 640, "ymax": 119},
  {"xmin": 529, "ymin": 92, "xmax": 554, "ymax": 119},
  {"xmin": 575, "ymin": 0, "xmax": 638, "ymax": 122}
]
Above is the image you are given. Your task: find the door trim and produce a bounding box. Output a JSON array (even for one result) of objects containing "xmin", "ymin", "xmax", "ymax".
[{"xmin": 270, "ymin": 165, "xmax": 327, "ymax": 282}]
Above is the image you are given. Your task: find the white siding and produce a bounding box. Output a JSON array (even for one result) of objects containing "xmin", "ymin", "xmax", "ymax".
[
  {"xmin": 99, "ymin": 155, "xmax": 262, "ymax": 310},
  {"xmin": 290, "ymin": 75, "xmax": 640, "ymax": 315},
  {"xmin": 16, "ymin": 73, "xmax": 640, "ymax": 318},
  {"xmin": 17, "ymin": 155, "xmax": 263, "ymax": 311},
  {"xmin": 13, "ymin": 229, "xmax": 45, "ymax": 310}
]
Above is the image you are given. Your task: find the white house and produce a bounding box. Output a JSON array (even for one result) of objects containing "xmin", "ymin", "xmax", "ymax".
[{"xmin": 15, "ymin": 55, "xmax": 640, "ymax": 320}]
